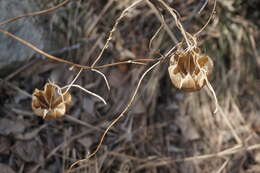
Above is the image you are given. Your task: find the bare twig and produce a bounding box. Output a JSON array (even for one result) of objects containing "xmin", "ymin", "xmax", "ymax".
[
  {"xmin": 91, "ymin": 0, "xmax": 144, "ymax": 67},
  {"xmin": 195, "ymin": 0, "xmax": 217, "ymax": 36},
  {"xmin": 0, "ymin": 29, "xmax": 160, "ymax": 70},
  {"xmin": 217, "ymin": 104, "xmax": 242, "ymax": 144},
  {"xmin": 91, "ymin": 69, "xmax": 110, "ymax": 91},
  {"xmin": 149, "ymin": 24, "xmax": 163, "ymax": 50},
  {"xmin": 146, "ymin": 0, "xmax": 179, "ymax": 45},
  {"xmin": 0, "ymin": 0, "xmax": 71, "ymax": 26},
  {"xmin": 62, "ymin": 84, "xmax": 107, "ymax": 105},
  {"xmin": 0, "ymin": 29, "xmax": 79, "ymax": 67},
  {"xmin": 157, "ymin": 0, "xmax": 192, "ymax": 47},
  {"xmin": 64, "ymin": 68, "xmax": 84, "ymax": 95},
  {"xmin": 198, "ymin": 0, "xmax": 209, "ymax": 14},
  {"xmin": 69, "ymin": 60, "xmax": 162, "ymax": 171},
  {"xmin": 216, "ymin": 158, "xmax": 229, "ymax": 173}
]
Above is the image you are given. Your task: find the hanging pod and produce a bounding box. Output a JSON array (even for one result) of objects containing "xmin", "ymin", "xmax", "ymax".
[
  {"xmin": 168, "ymin": 48, "xmax": 214, "ymax": 92},
  {"xmin": 32, "ymin": 83, "xmax": 72, "ymax": 119}
]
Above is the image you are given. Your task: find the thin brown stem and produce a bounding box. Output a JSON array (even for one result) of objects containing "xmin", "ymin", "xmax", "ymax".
[
  {"xmin": 0, "ymin": 29, "xmax": 159, "ymax": 70},
  {"xmin": 157, "ymin": 0, "xmax": 192, "ymax": 47},
  {"xmin": 0, "ymin": 0, "xmax": 70, "ymax": 26},
  {"xmin": 0, "ymin": 29, "xmax": 80, "ymax": 67},
  {"xmin": 68, "ymin": 60, "xmax": 161, "ymax": 172},
  {"xmin": 91, "ymin": 0, "xmax": 143, "ymax": 67},
  {"xmin": 149, "ymin": 21, "xmax": 164, "ymax": 50},
  {"xmin": 147, "ymin": 0, "xmax": 179, "ymax": 44},
  {"xmin": 194, "ymin": 0, "xmax": 217, "ymax": 36}
]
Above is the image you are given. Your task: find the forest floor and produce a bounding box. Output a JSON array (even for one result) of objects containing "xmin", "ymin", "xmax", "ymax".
[{"xmin": 0, "ymin": 0, "xmax": 260, "ymax": 172}]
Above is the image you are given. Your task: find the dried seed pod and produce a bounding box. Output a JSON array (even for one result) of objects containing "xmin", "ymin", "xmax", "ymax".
[
  {"xmin": 168, "ymin": 48, "xmax": 213, "ymax": 92},
  {"xmin": 32, "ymin": 83, "xmax": 71, "ymax": 120}
]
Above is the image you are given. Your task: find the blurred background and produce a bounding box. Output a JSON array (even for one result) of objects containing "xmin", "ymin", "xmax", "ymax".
[{"xmin": 0, "ymin": 0, "xmax": 259, "ymax": 172}]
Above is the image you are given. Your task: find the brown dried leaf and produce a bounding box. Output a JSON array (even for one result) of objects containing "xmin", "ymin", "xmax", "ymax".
[
  {"xmin": 32, "ymin": 83, "xmax": 72, "ymax": 119},
  {"xmin": 168, "ymin": 48, "xmax": 213, "ymax": 92}
]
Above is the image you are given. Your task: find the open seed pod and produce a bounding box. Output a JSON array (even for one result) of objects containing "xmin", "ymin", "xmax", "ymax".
[
  {"xmin": 168, "ymin": 48, "xmax": 213, "ymax": 92},
  {"xmin": 32, "ymin": 83, "xmax": 71, "ymax": 120}
]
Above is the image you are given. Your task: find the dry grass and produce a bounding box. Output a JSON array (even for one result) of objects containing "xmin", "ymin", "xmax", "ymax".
[{"xmin": 0, "ymin": 0, "xmax": 259, "ymax": 173}]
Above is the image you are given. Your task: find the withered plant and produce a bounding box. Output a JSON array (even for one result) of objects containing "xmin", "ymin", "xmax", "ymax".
[
  {"xmin": 69, "ymin": 0, "xmax": 221, "ymax": 170},
  {"xmin": 1, "ymin": 0, "xmax": 259, "ymax": 172}
]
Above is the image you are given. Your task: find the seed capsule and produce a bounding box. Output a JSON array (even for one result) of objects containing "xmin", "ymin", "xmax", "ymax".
[
  {"xmin": 32, "ymin": 83, "xmax": 71, "ymax": 119},
  {"xmin": 168, "ymin": 48, "xmax": 213, "ymax": 92}
]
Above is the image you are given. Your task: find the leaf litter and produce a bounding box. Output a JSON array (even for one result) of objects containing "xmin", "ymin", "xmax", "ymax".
[{"xmin": 0, "ymin": 0, "xmax": 259, "ymax": 172}]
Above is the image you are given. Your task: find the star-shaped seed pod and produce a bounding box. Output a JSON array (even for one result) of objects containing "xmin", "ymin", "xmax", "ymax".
[
  {"xmin": 168, "ymin": 48, "xmax": 213, "ymax": 92},
  {"xmin": 32, "ymin": 83, "xmax": 71, "ymax": 120}
]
